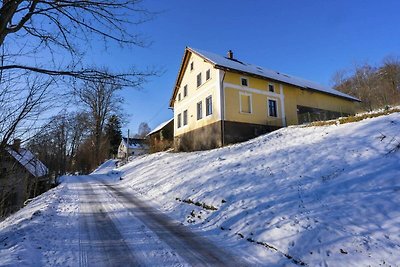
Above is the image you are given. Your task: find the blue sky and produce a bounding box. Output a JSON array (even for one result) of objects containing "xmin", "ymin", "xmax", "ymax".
[{"xmin": 92, "ymin": 0, "xmax": 400, "ymax": 135}]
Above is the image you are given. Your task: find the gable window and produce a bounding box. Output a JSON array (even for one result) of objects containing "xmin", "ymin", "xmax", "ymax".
[
  {"xmin": 197, "ymin": 101, "xmax": 203, "ymax": 120},
  {"xmin": 269, "ymin": 83, "xmax": 275, "ymax": 92},
  {"xmin": 268, "ymin": 99, "xmax": 278, "ymax": 117},
  {"xmin": 240, "ymin": 92, "xmax": 252, "ymax": 113},
  {"xmin": 177, "ymin": 113, "xmax": 182, "ymax": 128},
  {"xmin": 190, "ymin": 62, "xmax": 194, "ymax": 71},
  {"xmin": 206, "ymin": 96, "xmax": 213, "ymax": 116},
  {"xmin": 183, "ymin": 110, "xmax": 188, "ymax": 125},
  {"xmin": 178, "ymin": 93, "xmax": 181, "ymax": 101},
  {"xmin": 197, "ymin": 73, "xmax": 202, "ymax": 87},
  {"xmin": 241, "ymin": 77, "xmax": 248, "ymax": 86},
  {"xmin": 183, "ymin": 85, "xmax": 188, "ymax": 97},
  {"xmin": 206, "ymin": 69, "xmax": 211, "ymax": 81}
]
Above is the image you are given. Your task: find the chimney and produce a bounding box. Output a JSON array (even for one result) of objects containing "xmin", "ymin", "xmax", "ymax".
[
  {"xmin": 227, "ymin": 50, "xmax": 233, "ymax": 59},
  {"xmin": 12, "ymin": 139, "xmax": 21, "ymax": 151}
]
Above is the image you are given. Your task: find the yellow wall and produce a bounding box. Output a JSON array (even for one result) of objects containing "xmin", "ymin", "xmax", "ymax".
[
  {"xmin": 283, "ymin": 84, "xmax": 357, "ymax": 125},
  {"xmin": 173, "ymin": 53, "xmax": 220, "ymax": 137},
  {"xmin": 223, "ymin": 72, "xmax": 357, "ymax": 126},
  {"xmin": 172, "ymin": 55, "xmax": 358, "ymax": 139},
  {"xmin": 224, "ymin": 72, "xmax": 284, "ymax": 127}
]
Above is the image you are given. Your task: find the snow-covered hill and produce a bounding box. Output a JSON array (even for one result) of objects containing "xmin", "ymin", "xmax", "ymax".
[
  {"xmin": 0, "ymin": 112, "xmax": 399, "ymax": 266},
  {"xmin": 117, "ymin": 112, "xmax": 400, "ymax": 266}
]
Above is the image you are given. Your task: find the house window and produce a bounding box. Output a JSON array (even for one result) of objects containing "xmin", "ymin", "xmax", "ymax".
[
  {"xmin": 197, "ymin": 101, "xmax": 203, "ymax": 120},
  {"xmin": 184, "ymin": 85, "xmax": 188, "ymax": 97},
  {"xmin": 206, "ymin": 69, "xmax": 211, "ymax": 81},
  {"xmin": 241, "ymin": 77, "xmax": 248, "ymax": 86},
  {"xmin": 240, "ymin": 93, "xmax": 252, "ymax": 113},
  {"xmin": 183, "ymin": 110, "xmax": 188, "ymax": 125},
  {"xmin": 197, "ymin": 73, "xmax": 202, "ymax": 87},
  {"xmin": 268, "ymin": 99, "xmax": 278, "ymax": 117},
  {"xmin": 177, "ymin": 113, "xmax": 182, "ymax": 128},
  {"xmin": 190, "ymin": 62, "xmax": 194, "ymax": 71},
  {"xmin": 269, "ymin": 83, "xmax": 275, "ymax": 92},
  {"xmin": 178, "ymin": 93, "xmax": 181, "ymax": 101},
  {"xmin": 206, "ymin": 96, "xmax": 213, "ymax": 116}
]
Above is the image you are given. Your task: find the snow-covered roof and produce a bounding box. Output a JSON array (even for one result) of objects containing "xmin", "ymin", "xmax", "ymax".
[
  {"xmin": 7, "ymin": 148, "xmax": 48, "ymax": 177},
  {"xmin": 121, "ymin": 137, "xmax": 149, "ymax": 149},
  {"xmin": 187, "ymin": 47, "xmax": 360, "ymax": 102},
  {"xmin": 147, "ymin": 118, "xmax": 173, "ymax": 136}
]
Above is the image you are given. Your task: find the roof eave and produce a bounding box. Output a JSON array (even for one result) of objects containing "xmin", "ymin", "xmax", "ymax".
[
  {"xmin": 169, "ymin": 47, "xmax": 218, "ymax": 108},
  {"xmin": 213, "ymin": 65, "xmax": 360, "ymax": 102}
]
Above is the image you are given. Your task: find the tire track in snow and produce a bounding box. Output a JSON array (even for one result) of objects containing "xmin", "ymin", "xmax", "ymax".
[
  {"xmin": 78, "ymin": 181, "xmax": 140, "ymax": 267},
  {"xmin": 104, "ymin": 183, "xmax": 250, "ymax": 267}
]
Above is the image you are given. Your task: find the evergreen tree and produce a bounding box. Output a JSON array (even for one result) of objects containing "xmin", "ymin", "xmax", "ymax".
[{"xmin": 105, "ymin": 115, "xmax": 122, "ymax": 157}]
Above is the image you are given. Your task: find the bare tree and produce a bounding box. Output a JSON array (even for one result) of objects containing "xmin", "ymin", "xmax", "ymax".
[
  {"xmin": 333, "ymin": 58, "xmax": 400, "ymax": 111},
  {"xmin": 136, "ymin": 122, "xmax": 151, "ymax": 138},
  {"xmin": 0, "ymin": 0, "xmax": 156, "ymax": 86},
  {"xmin": 0, "ymin": 73, "xmax": 57, "ymax": 150},
  {"xmin": 75, "ymin": 78, "xmax": 122, "ymax": 167}
]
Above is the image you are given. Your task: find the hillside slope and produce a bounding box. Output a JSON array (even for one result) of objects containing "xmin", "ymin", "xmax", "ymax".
[
  {"xmin": 118, "ymin": 112, "xmax": 400, "ymax": 266},
  {"xmin": 0, "ymin": 112, "xmax": 399, "ymax": 266}
]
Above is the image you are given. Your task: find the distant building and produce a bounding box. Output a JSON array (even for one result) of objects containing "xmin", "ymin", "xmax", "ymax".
[
  {"xmin": 0, "ymin": 139, "xmax": 49, "ymax": 216},
  {"xmin": 169, "ymin": 47, "xmax": 360, "ymax": 151},
  {"xmin": 147, "ymin": 118, "xmax": 174, "ymax": 153},
  {"xmin": 117, "ymin": 137, "xmax": 149, "ymax": 159}
]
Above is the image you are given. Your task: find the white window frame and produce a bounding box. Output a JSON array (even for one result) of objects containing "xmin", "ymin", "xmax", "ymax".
[
  {"xmin": 205, "ymin": 95, "xmax": 213, "ymax": 116},
  {"xmin": 177, "ymin": 113, "xmax": 182, "ymax": 128},
  {"xmin": 239, "ymin": 92, "xmax": 252, "ymax": 114},
  {"xmin": 206, "ymin": 69, "xmax": 211, "ymax": 81},
  {"xmin": 240, "ymin": 77, "xmax": 249, "ymax": 87},
  {"xmin": 197, "ymin": 73, "xmax": 202, "ymax": 88},
  {"xmin": 183, "ymin": 109, "xmax": 188, "ymax": 126},
  {"xmin": 268, "ymin": 83, "xmax": 275, "ymax": 92},
  {"xmin": 267, "ymin": 98, "xmax": 278, "ymax": 117},
  {"xmin": 197, "ymin": 101, "xmax": 203, "ymax": 120}
]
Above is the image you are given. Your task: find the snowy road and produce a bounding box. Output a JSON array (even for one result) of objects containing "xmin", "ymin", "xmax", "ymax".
[{"xmin": 75, "ymin": 175, "xmax": 246, "ymax": 266}]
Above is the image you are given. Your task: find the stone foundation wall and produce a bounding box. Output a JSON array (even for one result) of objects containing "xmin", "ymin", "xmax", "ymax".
[{"xmin": 174, "ymin": 120, "xmax": 280, "ymax": 151}]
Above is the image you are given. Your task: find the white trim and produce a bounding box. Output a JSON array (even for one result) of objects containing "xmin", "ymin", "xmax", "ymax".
[
  {"xmin": 224, "ymin": 82, "xmax": 282, "ymax": 99},
  {"xmin": 267, "ymin": 98, "xmax": 278, "ymax": 118},
  {"xmin": 268, "ymin": 83, "xmax": 275, "ymax": 92},
  {"xmin": 196, "ymin": 100, "xmax": 203, "ymax": 120},
  {"xmin": 279, "ymin": 84, "xmax": 286, "ymax": 126},
  {"xmin": 205, "ymin": 95, "xmax": 213, "ymax": 117},
  {"xmin": 174, "ymin": 81, "xmax": 217, "ymax": 114},
  {"xmin": 183, "ymin": 109, "xmax": 188, "ymax": 127},
  {"xmin": 240, "ymin": 76, "xmax": 249, "ymax": 87},
  {"xmin": 239, "ymin": 92, "xmax": 253, "ymax": 114},
  {"xmin": 183, "ymin": 84, "xmax": 188, "ymax": 98},
  {"xmin": 216, "ymin": 69, "xmax": 223, "ymax": 120},
  {"xmin": 177, "ymin": 113, "xmax": 182, "ymax": 129},
  {"xmin": 206, "ymin": 69, "xmax": 211, "ymax": 81},
  {"xmin": 196, "ymin": 72, "xmax": 202, "ymax": 88}
]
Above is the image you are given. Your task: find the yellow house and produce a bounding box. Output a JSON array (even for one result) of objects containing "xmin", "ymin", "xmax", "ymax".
[{"xmin": 170, "ymin": 47, "xmax": 360, "ymax": 151}]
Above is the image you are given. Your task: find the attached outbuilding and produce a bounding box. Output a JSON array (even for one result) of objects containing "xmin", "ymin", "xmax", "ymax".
[{"xmin": 146, "ymin": 118, "xmax": 174, "ymax": 153}]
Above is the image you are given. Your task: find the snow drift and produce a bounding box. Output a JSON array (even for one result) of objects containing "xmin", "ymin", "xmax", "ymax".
[
  {"xmin": 1, "ymin": 112, "xmax": 399, "ymax": 266},
  {"xmin": 118, "ymin": 112, "xmax": 400, "ymax": 266}
]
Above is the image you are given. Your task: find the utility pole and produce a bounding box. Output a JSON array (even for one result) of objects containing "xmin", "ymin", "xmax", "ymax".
[{"xmin": 126, "ymin": 129, "xmax": 130, "ymax": 161}]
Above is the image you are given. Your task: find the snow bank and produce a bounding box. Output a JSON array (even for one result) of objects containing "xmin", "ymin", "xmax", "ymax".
[
  {"xmin": 118, "ymin": 112, "xmax": 400, "ymax": 266},
  {"xmin": 1, "ymin": 112, "xmax": 398, "ymax": 266},
  {"xmin": 0, "ymin": 181, "xmax": 80, "ymax": 266}
]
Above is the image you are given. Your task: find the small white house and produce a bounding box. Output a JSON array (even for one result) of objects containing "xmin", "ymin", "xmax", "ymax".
[{"xmin": 117, "ymin": 137, "xmax": 149, "ymax": 159}]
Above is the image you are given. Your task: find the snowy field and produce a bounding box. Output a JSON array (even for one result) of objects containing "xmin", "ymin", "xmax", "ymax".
[{"xmin": 0, "ymin": 112, "xmax": 399, "ymax": 266}]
